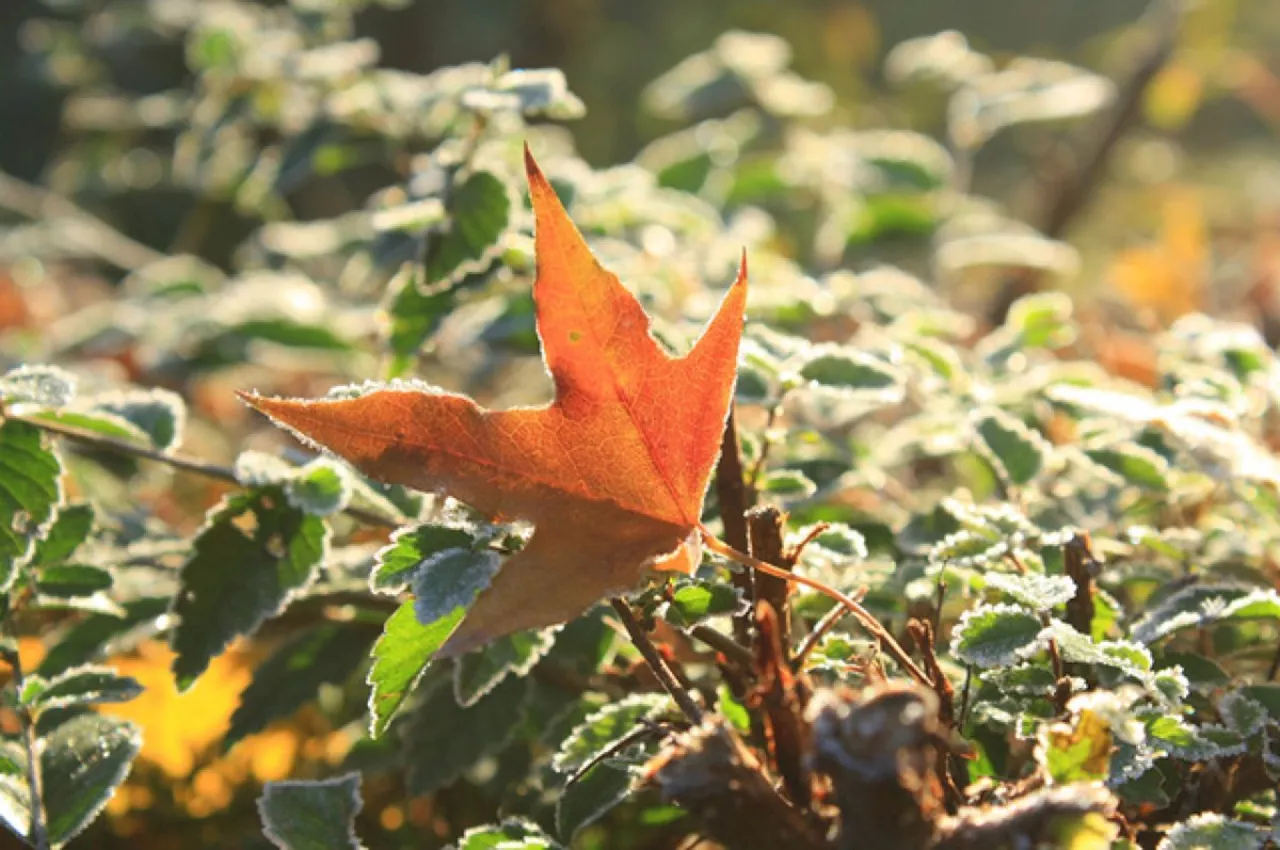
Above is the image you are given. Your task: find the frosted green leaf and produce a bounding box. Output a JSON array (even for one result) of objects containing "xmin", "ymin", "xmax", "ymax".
[
  {"xmin": 949, "ymin": 604, "xmax": 1044, "ymax": 668},
  {"xmin": 1132, "ymin": 586, "xmax": 1280, "ymax": 644},
  {"xmin": 759, "ymin": 469, "xmax": 817, "ymax": 501},
  {"xmin": 1219, "ymin": 690, "xmax": 1268, "ymax": 738},
  {"xmin": 796, "ymin": 523, "xmax": 867, "ymax": 567},
  {"xmin": 798, "ymin": 346, "xmax": 902, "ymax": 391},
  {"xmin": 1086, "ymin": 444, "xmax": 1170, "ymax": 490},
  {"xmin": 974, "ymin": 409, "xmax": 1048, "ymax": 485},
  {"xmin": 0, "ymin": 420, "xmax": 64, "ymax": 592},
  {"xmin": 233, "ymin": 451, "xmax": 351, "ymax": 517},
  {"xmin": 0, "ymin": 365, "xmax": 76, "ymax": 408},
  {"xmin": 984, "ymin": 573, "xmax": 1075, "ymax": 609},
  {"xmin": 455, "ymin": 818, "xmax": 562, "ymax": 850},
  {"xmin": 87, "ymin": 388, "xmax": 186, "ymax": 452},
  {"xmin": 552, "ymin": 694, "xmax": 671, "ymax": 775},
  {"xmin": 1157, "ymin": 813, "xmax": 1263, "ymax": 850},
  {"xmin": 453, "ymin": 626, "xmax": 559, "ymax": 707},
  {"xmin": 259, "ymin": 773, "xmax": 365, "ymax": 850}
]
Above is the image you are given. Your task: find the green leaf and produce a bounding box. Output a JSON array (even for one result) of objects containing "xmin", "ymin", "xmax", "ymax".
[
  {"xmin": 974, "ymin": 410, "xmax": 1048, "ymax": 486},
  {"xmin": 403, "ymin": 676, "xmax": 528, "ymax": 795},
  {"xmin": 87, "ymin": 388, "xmax": 186, "ymax": 452},
  {"xmin": 227, "ymin": 625, "xmax": 374, "ymax": 749},
  {"xmin": 31, "ymin": 504, "xmax": 93, "ymax": 568},
  {"xmin": 25, "ymin": 665, "xmax": 142, "ymax": 711},
  {"xmin": 717, "ymin": 684, "xmax": 752, "ymax": 734},
  {"xmin": 983, "ymin": 573, "xmax": 1075, "ymax": 609},
  {"xmin": 412, "ymin": 548, "xmax": 501, "ymax": 625},
  {"xmin": 662, "ymin": 580, "xmax": 742, "ymax": 629},
  {"xmin": 369, "ymin": 521, "xmax": 487, "ymax": 595},
  {"xmin": 552, "ymin": 694, "xmax": 671, "ymax": 775},
  {"xmin": 759, "ymin": 469, "xmax": 817, "ymax": 501},
  {"xmin": 367, "ymin": 601, "xmax": 464, "ymax": 738},
  {"xmin": 798, "ymin": 347, "xmax": 901, "ymax": 391},
  {"xmin": 41, "ymin": 714, "xmax": 141, "ymax": 846},
  {"xmin": 1004, "ymin": 291, "xmax": 1075, "ymax": 349},
  {"xmin": 0, "ymin": 365, "xmax": 76, "ymax": 408},
  {"xmin": 949, "ymin": 603, "xmax": 1045, "ymax": 668},
  {"xmin": 1158, "ymin": 813, "xmax": 1263, "ymax": 850},
  {"xmin": 258, "ymin": 773, "xmax": 364, "ymax": 850},
  {"xmin": 1239, "ymin": 684, "xmax": 1280, "ymax": 719},
  {"xmin": 385, "ymin": 169, "xmax": 514, "ymax": 374},
  {"xmin": 170, "ymin": 489, "xmax": 329, "ymax": 691},
  {"xmin": 27, "ymin": 410, "xmax": 148, "ymax": 447},
  {"xmin": 453, "ymin": 627, "xmax": 559, "ymax": 707},
  {"xmin": 456, "ymin": 818, "xmax": 562, "ymax": 850},
  {"xmin": 1132, "ymin": 586, "xmax": 1280, "ymax": 644},
  {"xmin": 36, "ymin": 564, "xmax": 113, "ymax": 598},
  {"xmin": 36, "ymin": 597, "xmax": 169, "ymax": 677},
  {"xmin": 0, "ymin": 773, "xmax": 29, "ymax": 846},
  {"xmin": 1219, "ymin": 690, "xmax": 1268, "ymax": 738},
  {"xmin": 1086, "ymin": 445, "xmax": 1170, "ymax": 490},
  {"xmin": 233, "ymin": 452, "xmax": 351, "ymax": 517},
  {"xmin": 0, "ymin": 420, "xmax": 63, "ymax": 592},
  {"xmin": 557, "ymin": 761, "xmax": 634, "ymax": 840}
]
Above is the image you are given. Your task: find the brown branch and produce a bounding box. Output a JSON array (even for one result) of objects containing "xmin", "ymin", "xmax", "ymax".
[
  {"xmin": 748, "ymin": 505, "xmax": 791, "ymax": 650},
  {"xmin": 8, "ymin": 410, "xmax": 401, "ymax": 529},
  {"xmin": 645, "ymin": 715, "xmax": 829, "ymax": 850},
  {"xmin": 1063, "ymin": 532, "xmax": 1099, "ymax": 637},
  {"xmin": 751, "ymin": 601, "xmax": 812, "ymax": 809},
  {"xmin": 610, "ymin": 598, "xmax": 703, "ymax": 725},
  {"xmin": 701, "ymin": 528, "xmax": 933, "ymax": 687},
  {"xmin": 810, "ymin": 685, "xmax": 947, "ymax": 850},
  {"xmin": 715, "ymin": 408, "xmax": 756, "ymax": 651}
]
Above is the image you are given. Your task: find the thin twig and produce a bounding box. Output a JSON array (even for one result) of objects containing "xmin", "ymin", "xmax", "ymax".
[
  {"xmin": 700, "ymin": 527, "xmax": 932, "ymax": 687},
  {"xmin": 2, "ymin": 622, "xmax": 49, "ymax": 850},
  {"xmin": 610, "ymin": 598, "xmax": 703, "ymax": 724},
  {"xmin": 7, "ymin": 411, "xmax": 399, "ymax": 529},
  {"xmin": 0, "ymin": 171, "xmax": 165, "ymax": 271},
  {"xmin": 791, "ymin": 590, "xmax": 865, "ymax": 668},
  {"xmin": 957, "ymin": 665, "xmax": 974, "ymax": 732},
  {"xmin": 690, "ymin": 624, "xmax": 754, "ymax": 668},
  {"xmin": 986, "ymin": 0, "xmax": 1184, "ymax": 324},
  {"xmin": 746, "ymin": 401, "xmax": 783, "ymax": 490}
]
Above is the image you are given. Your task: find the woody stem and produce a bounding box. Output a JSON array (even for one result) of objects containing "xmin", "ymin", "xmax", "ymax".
[
  {"xmin": 610, "ymin": 598, "xmax": 703, "ymax": 724},
  {"xmin": 698, "ymin": 526, "xmax": 932, "ymax": 687}
]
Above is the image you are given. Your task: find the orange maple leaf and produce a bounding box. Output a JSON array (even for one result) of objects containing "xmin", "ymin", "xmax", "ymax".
[{"xmin": 240, "ymin": 147, "xmax": 747, "ymax": 656}]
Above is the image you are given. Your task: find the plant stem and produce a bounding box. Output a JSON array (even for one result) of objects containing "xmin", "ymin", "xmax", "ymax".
[
  {"xmin": 699, "ymin": 527, "xmax": 932, "ymax": 687},
  {"xmin": 8, "ymin": 411, "xmax": 399, "ymax": 529},
  {"xmin": 0, "ymin": 171, "xmax": 164, "ymax": 271},
  {"xmin": 2, "ymin": 623, "xmax": 49, "ymax": 850},
  {"xmin": 610, "ymin": 598, "xmax": 703, "ymax": 724},
  {"xmin": 689, "ymin": 624, "xmax": 754, "ymax": 668},
  {"xmin": 713, "ymin": 409, "xmax": 756, "ymax": 652}
]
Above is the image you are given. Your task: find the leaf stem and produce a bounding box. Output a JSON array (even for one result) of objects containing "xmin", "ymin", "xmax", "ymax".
[
  {"xmin": 7, "ymin": 411, "xmax": 399, "ymax": 528},
  {"xmin": 1, "ymin": 620, "xmax": 49, "ymax": 850},
  {"xmin": 699, "ymin": 527, "xmax": 932, "ymax": 687},
  {"xmin": 609, "ymin": 598, "xmax": 703, "ymax": 724}
]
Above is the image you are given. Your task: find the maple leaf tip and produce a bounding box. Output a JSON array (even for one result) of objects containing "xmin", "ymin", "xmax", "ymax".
[
  {"xmin": 523, "ymin": 143, "xmax": 547, "ymax": 190},
  {"xmin": 736, "ymin": 248, "xmax": 749, "ymax": 286}
]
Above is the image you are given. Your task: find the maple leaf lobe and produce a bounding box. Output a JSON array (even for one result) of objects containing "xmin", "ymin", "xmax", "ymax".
[{"xmin": 240, "ymin": 147, "xmax": 746, "ymax": 655}]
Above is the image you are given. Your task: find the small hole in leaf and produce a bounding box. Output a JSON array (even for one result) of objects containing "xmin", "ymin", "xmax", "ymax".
[
  {"xmin": 265, "ymin": 533, "xmax": 287, "ymax": 559},
  {"xmin": 10, "ymin": 511, "xmax": 29, "ymax": 535},
  {"xmin": 231, "ymin": 511, "xmax": 259, "ymax": 537}
]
